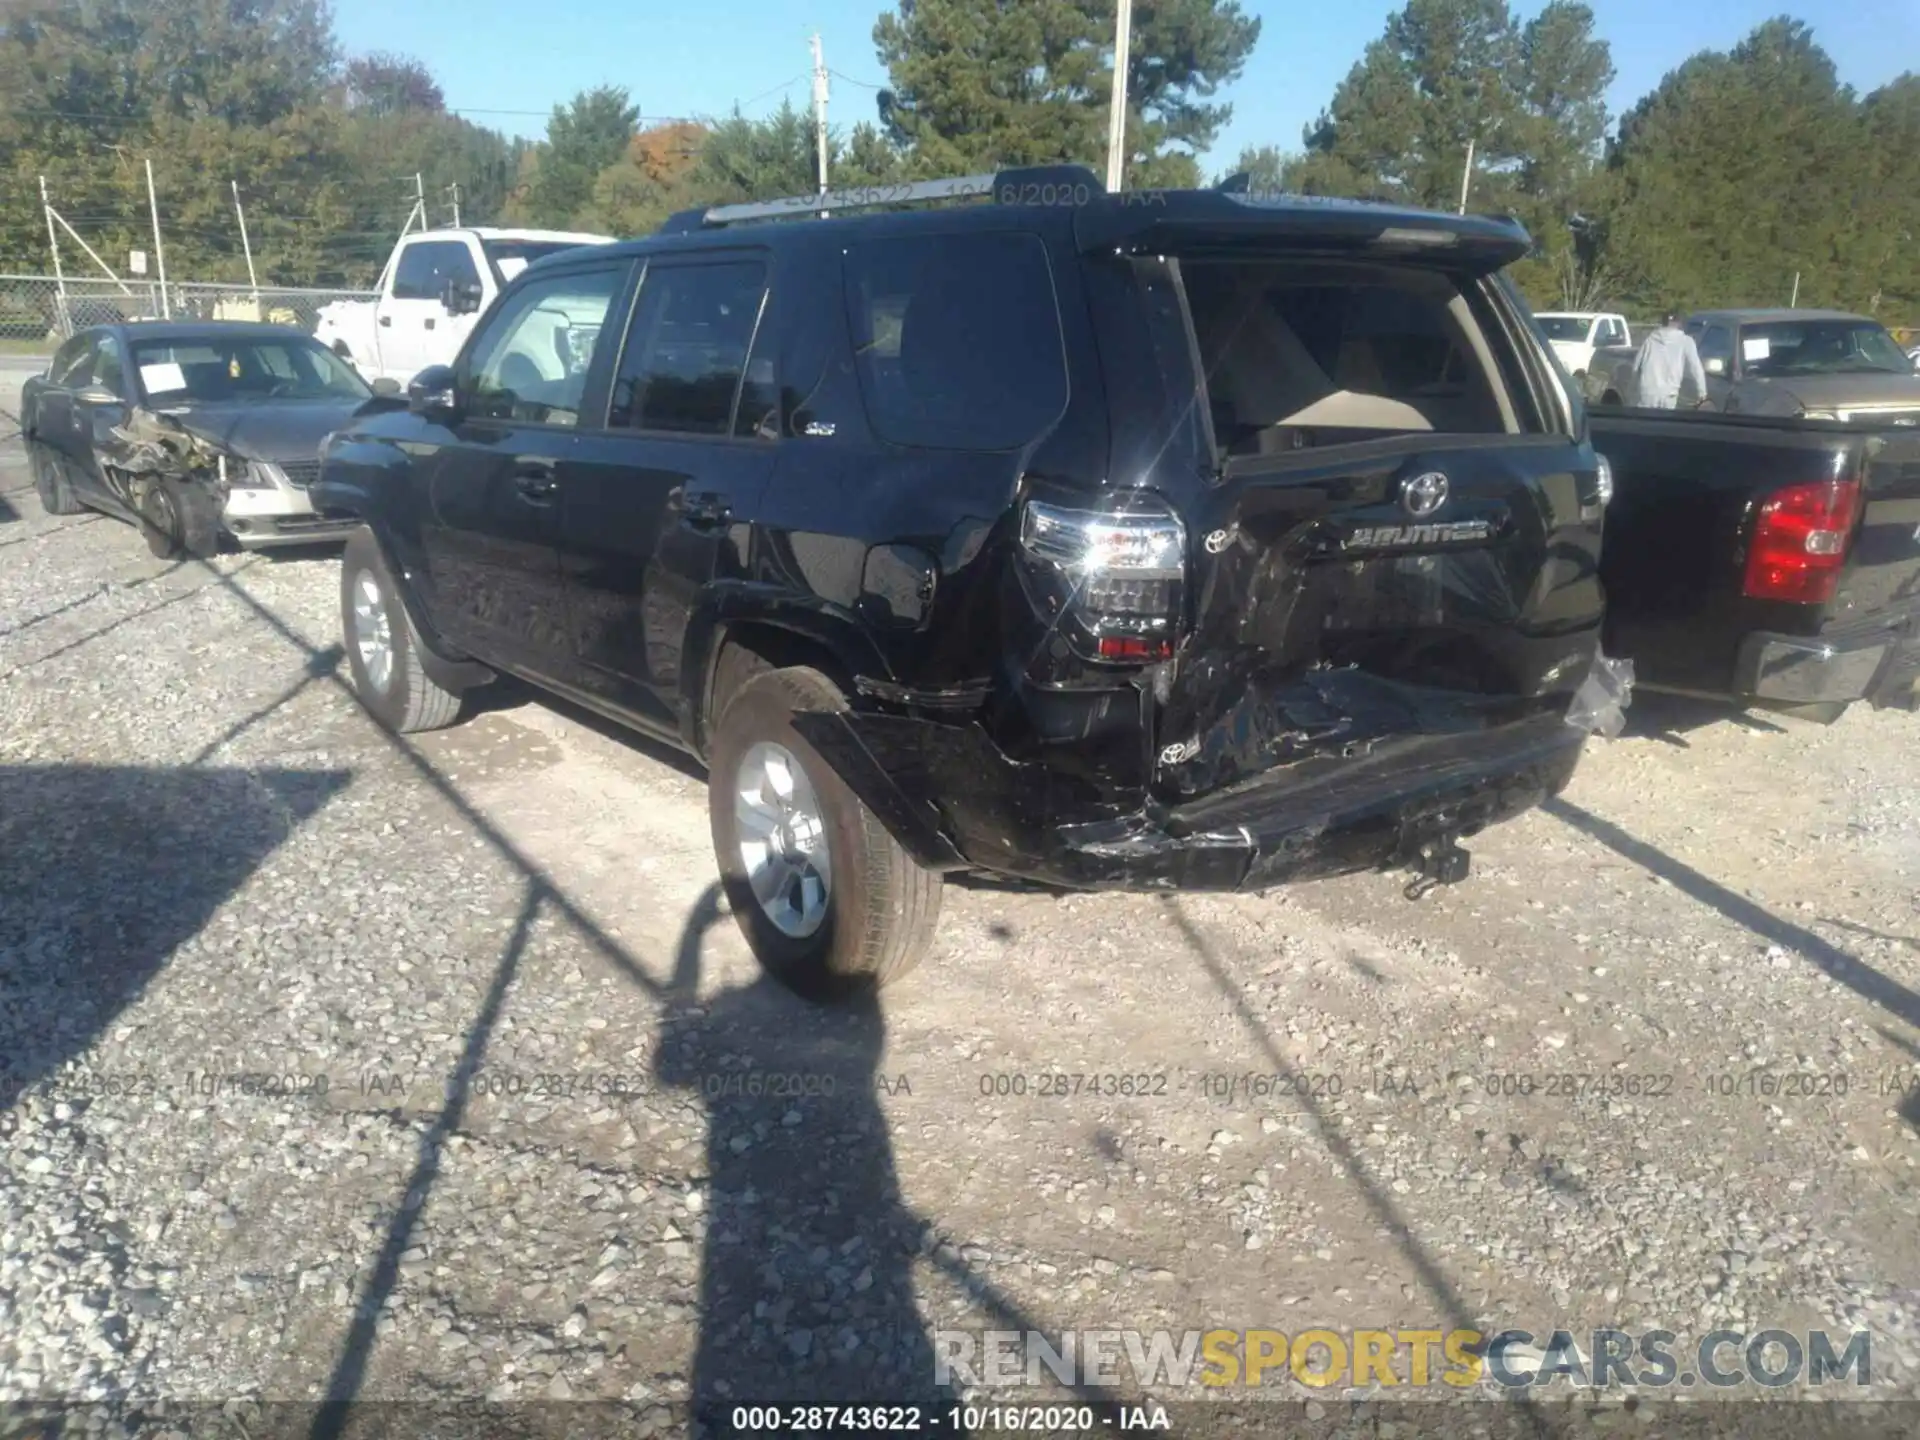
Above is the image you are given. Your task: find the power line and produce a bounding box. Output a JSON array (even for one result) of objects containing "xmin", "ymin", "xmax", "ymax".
[
  {"xmin": 734, "ymin": 72, "xmax": 810, "ymax": 112},
  {"xmin": 829, "ymin": 69, "xmax": 888, "ymax": 90}
]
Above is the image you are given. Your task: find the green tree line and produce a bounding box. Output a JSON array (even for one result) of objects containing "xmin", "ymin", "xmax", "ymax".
[{"xmin": 1, "ymin": 0, "xmax": 1912, "ymax": 328}]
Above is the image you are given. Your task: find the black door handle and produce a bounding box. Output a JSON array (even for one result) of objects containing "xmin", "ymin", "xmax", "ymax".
[
  {"xmin": 513, "ymin": 464, "xmax": 558, "ymax": 503},
  {"xmin": 424, "ymin": 317, "xmax": 435, "ymax": 330},
  {"xmin": 378, "ymin": 315, "xmax": 392, "ymax": 327},
  {"xmin": 683, "ymin": 491, "xmax": 732, "ymax": 529}
]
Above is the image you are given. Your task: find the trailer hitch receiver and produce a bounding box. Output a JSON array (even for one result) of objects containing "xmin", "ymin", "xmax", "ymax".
[{"xmin": 1404, "ymin": 837, "xmax": 1471, "ymax": 900}]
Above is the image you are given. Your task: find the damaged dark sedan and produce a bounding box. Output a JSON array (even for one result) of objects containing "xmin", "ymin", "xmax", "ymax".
[{"xmin": 20, "ymin": 320, "xmax": 389, "ymax": 557}]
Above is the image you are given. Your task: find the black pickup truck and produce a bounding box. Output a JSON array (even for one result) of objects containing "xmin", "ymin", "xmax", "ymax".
[{"xmin": 1590, "ymin": 409, "xmax": 1920, "ymax": 718}]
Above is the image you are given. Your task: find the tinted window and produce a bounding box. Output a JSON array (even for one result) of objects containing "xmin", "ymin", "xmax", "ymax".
[
  {"xmin": 465, "ymin": 266, "xmax": 626, "ymax": 426},
  {"xmin": 392, "ymin": 240, "xmax": 481, "ymax": 301},
  {"xmin": 50, "ymin": 335, "xmax": 91, "ymax": 386},
  {"xmin": 1698, "ymin": 326, "xmax": 1734, "ymax": 367},
  {"xmin": 1534, "ymin": 316, "xmax": 1588, "ymax": 342},
  {"xmin": 1601, "ymin": 319, "xmax": 1627, "ymax": 346},
  {"xmin": 1183, "ymin": 262, "xmax": 1511, "ymax": 446},
  {"xmin": 842, "ymin": 232, "xmax": 1068, "ymax": 451},
  {"xmin": 609, "ymin": 260, "xmax": 769, "ymax": 437},
  {"xmin": 129, "ymin": 336, "xmax": 370, "ymax": 403},
  {"xmin": 89, "ymin": 338, "xmax": 126, "ymax": 395}
]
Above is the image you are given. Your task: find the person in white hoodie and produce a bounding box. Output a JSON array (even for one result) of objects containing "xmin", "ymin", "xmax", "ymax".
[{"xmin": 1632, "ymin": 312, "xmax": 1709, "ymax": 409}]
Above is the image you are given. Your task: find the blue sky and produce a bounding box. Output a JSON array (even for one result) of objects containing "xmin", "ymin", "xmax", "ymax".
[{"xmin": 331, "ymin": 1, "xmax": 1918, "ymax": 174}]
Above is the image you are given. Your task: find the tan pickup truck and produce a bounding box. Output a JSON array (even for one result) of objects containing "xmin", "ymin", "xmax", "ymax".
[{"xmin": 1586, "ymin": 309, "xmax": 1920, "ymax": 422}]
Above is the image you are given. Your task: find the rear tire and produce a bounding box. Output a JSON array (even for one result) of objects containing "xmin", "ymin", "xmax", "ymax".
[
  {"xmin": 340, "ymin": 526, "xmax": 464, "ymax": 734},
  {"xmin": 708, "ymin": 665, "xmax": 942, "ymax": 999},
  {"xmin": 140, "ymin": 477, "xmax": 222, "ymax": 559},
  {"xmin": 29, "ymin": 442, "xmax": 86, "ymax": 516}
]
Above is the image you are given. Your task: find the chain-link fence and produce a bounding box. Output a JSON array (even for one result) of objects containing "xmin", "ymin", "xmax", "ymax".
[{"xmin": 0, "ymin": 274, "xmax": 376, "ymax": 348}]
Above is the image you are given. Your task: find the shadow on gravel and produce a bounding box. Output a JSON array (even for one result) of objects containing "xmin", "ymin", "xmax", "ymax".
[
  {"xmin": 1544, "ymin": 797, "xmax": 1920, "ymax": 1032},
  {"xmin": 1623, "ymin": 692, "xmax": 1789, "ymax": 745},
  {"xmin": 0, "ymin": 513, "xmax": 100, "ymax": 551},
  {"xmin": 0, "ymin": 763, "xmax": 349, "ymax": 1114},
  {"xmin": 0, "ymin": 486, "xmax": 18, "ymax": 524},
  {"xmin": 652, "ymin": 883, "xmax": 968, "ymax": 1430},
  {"xmin": 1161, "ymin": 895, "xmax": 1555, "ymax": 1439},
  {"xmin": 0, "ymin": 560, "xmax": 253, "ymax": 685},
  {"xmin": 164, "ymin": 560, "xmax": 1122, "ymax": 1436}
]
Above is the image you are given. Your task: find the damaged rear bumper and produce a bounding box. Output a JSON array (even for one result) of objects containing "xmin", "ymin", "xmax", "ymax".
[{"xmin": 794, "ymin": 708, "xmax": 1588, "ymax": 893}]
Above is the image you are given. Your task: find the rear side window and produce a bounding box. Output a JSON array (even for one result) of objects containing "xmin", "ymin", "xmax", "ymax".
[
  {"xmin": 608, "ymin": 260, "xmax": 770, "ymax": 437},
  {"xmin": 841, "ymin": 232, "xmax": 1068, "ymax": 451},
  {"xmin": 392, "ymin": 241, "xmax": 480, "ymax": 301}
]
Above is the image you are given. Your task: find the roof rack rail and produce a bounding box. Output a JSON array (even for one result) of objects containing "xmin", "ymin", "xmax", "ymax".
[{"xmin": 655, "ymin": 163, "xmax": 1106, "ymax": 234}]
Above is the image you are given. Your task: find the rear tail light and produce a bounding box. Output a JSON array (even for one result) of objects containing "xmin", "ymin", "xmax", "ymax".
[
  {"xmin": 1742, "ymin": 475, "xmax": 1861, "ymax": 604},
  {"xmin": 1019, "ymin": 497, "xmax": 1186, "ymax": 663}
]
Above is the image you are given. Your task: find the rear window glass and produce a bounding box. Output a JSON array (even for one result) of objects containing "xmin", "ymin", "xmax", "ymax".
[
  {"xmin": 841, "ymin": 232, "xmax": 1068, "ymax": 451},
  {"xmin": 1182, "ymin": 262, "xmax": 1512, "ymax": 453}
]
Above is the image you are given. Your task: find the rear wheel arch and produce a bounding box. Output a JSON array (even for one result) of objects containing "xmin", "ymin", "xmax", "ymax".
[
  {"xmin": 702, "ymin": 622, "xmax": 857, "ymax": 753},
  {"xmin": 690, "ymin": 611, "xmax": 882, "ymax": 758}
]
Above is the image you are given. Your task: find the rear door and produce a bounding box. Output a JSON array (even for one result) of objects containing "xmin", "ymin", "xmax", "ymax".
[
  {"xmin": 1112, "ymin": 251, "xmax": 1605, "ymax": 802},
  {"xmin": 414, "ymin": 258, "xmax": 631, "ymax": 678},
  {"xmin": 69, "ymin": 331, "xmax": 133, "ymax": 504},
  {"xmin": 556, "ymin": 251, "xmax": 779, "ymax": 730},
  {"xmin": 35, "ymin": 332, "xmax": 99, "ymax": 473}
]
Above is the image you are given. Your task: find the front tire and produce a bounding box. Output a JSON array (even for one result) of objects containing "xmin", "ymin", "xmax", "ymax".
[
  {"xmin": 139, "ymin": 477, "xmax": 222, "ymax": 559},
  {"xmin": 28, "ymin": 442, "xmax": 86, "ymax": 516},
  {"xmin": 708, "ymin": 666, "xmax": 942, "ymax": 999},
  {"xmin": 340, "ymin": 527, "xmax": 463, "ymax": 734}
]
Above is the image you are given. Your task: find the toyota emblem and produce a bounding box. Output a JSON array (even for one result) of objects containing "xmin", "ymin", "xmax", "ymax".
[{"xmin": 1400, "ymin": 471, "xmax": 1450, "ymax": 518}]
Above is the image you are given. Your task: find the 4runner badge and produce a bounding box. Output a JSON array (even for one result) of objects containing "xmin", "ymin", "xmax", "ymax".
[
  {"xmin": 1203, "ymin": 526, "xmax": 1236, "ymax": 554},
  {"xmin": 1346, "ymin": 519, "xmax": 1495, "ymax": 549},
  {"xmin": 1160, "ymin": 737, "xmax": 1200, "ymax": 764}
]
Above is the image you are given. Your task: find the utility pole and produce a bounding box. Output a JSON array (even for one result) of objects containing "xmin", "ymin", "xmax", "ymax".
[
  {"xmin": 145, "ymin": 156, "xmax": 169, "ymax": 318},
  {"xmin": 810, "ymin": 34, "xmax": 830, "ymax": 216},
  {"xmin": 232, "ymin": 180, "xmax": 260, "ymax": 300},
  {"xmin": 40, "ymin": 175, "xmax": 68, "ymax": 336},
  {"xmin": 1790, "ymin": 271, "xmax": 1801, "ymax": 309},
  {"xmin": 1457, "ymin": 135, "xmax": 1476, "ymax": 215},
  {"xmin": 1105, "ymin": 0, "xmax": 1134, "ymax": 192},
  {"xmin": 446, "ymin": 182, "xmax": 462, "ymax": 227}
]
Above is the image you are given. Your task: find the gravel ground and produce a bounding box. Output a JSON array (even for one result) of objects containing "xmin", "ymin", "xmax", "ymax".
[{"xmin": 4, "ymin": 368, "xmax": 1920, "ymax": 1435}]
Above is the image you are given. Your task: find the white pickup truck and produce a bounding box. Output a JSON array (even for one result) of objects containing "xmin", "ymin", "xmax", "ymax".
[
  {"xmin": 314, "ymin": 226, "xmax": 615, "ymax": 385},
  {"xmin": 1532, "ymin": 311, "xmax": 1632, "ymax": 382}
]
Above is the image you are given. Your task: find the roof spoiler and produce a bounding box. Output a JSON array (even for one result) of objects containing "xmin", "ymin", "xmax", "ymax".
[{"xmin": 654, "ymin": 164, "xmax": 1106, "ymax": 234}]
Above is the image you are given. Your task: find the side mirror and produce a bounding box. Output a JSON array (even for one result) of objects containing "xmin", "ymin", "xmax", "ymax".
[
  {"xmin": 407, "ymin": 364, "xmax": 461, "ymax": 422},
  {"xmin": 370, "ymin": 376, "xmax": 402, "ymax": 398},
  {"xmin": 1704, "ymin": 357, "xmax": 1727, "ymax": 377},
  {"xmin": 439, "ymin": 277, "xmax": 483, "ymax": 316}
]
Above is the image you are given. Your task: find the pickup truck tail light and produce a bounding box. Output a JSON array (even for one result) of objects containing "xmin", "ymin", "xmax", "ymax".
[
  {"xmin": 1742, "ymin": 474, "xmax": 1861, "ymax": 604},
  {"xmin": 1019, "ymin": 497, "xmax": 1186, "ymax": 662}
]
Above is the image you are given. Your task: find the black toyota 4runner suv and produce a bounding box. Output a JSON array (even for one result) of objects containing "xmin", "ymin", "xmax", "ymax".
[{"xmin": 314, "ymin": 165, "xmax": 1618, "ymax": 995}]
